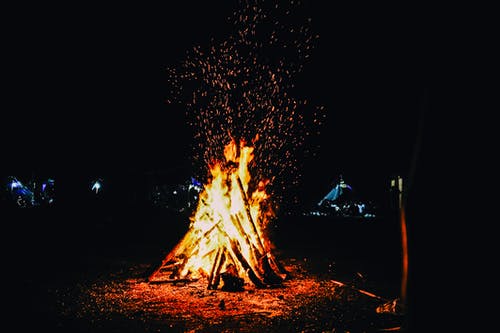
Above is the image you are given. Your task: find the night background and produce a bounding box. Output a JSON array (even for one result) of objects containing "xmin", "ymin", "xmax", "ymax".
[
  {"xmin": 1, "ymin": 1, "xmax": 452, "ymax": 332},
  {"xmin": 2, "ymin": 1, "xmax": 429, "ymax": 196}
]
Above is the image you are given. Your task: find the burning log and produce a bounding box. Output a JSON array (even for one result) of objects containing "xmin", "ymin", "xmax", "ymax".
[
  {"xmin": 148, "ymin": 278, "xmax": 199, "ymax": 285},
  {"xmin": 213, "ymin": 220, "xmax": 267, "ymax": 288},
  {"xmin": 148, "ymin": 137, "xmax": 286, "ymax": 289},
  {"xmin": 236, "ymin": 174, "xmax": 287, "ymax": 282},
  {"xmin": 148, "ymin": 220, "xmax": 222, "ymax": 282},
  {"xmin": 229, "ymin": 238, "xmax": 266, "ymax": 288},
  {"xmin": 236, "ymin": 176, "xmax": 265, "ymax": 253},
  {"xmin": 207, "ymin": 249, "xmax": 221, "ymax": 287},
  {"xmin": 208, "ymin": 248, "xmax": 226, "ymax": 290}
]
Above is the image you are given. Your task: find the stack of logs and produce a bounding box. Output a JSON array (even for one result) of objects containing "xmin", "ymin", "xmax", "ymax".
[{"xmin": 148, "ymin": 175, "xmax": 287, "ymax": 290}]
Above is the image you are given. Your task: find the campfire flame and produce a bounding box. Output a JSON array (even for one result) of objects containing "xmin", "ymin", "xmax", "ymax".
[{"xmin": 149, "ymin": 136, "xmax": 286, "ymax": 288}]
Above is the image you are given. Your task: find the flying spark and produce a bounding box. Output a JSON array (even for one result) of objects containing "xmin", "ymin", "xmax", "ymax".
[{"xmin": 166, "ymin": 0, "xmax": 326, "ymax": 215}]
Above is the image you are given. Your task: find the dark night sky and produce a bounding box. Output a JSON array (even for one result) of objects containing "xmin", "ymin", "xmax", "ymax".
[{"xmin": 2, "ymin": 1, "xmax": 439, "ymax": 206}]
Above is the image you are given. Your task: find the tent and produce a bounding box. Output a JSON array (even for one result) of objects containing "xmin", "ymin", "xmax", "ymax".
[
  {"xmin": 312, "ymin": 175, "xmax": 377, "ymax": 218},
  {"xmin": 317, "ymin": 176, "xmax": 353, "ymax": 206}
]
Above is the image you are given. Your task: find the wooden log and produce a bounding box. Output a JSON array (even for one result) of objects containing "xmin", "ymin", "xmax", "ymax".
[
  {"xmin": 236, "ymin": 176, "xmax": 266, "ymax": 253},
  {"xmin": 259, "ymin": 249, "xmax": 287, "ymax": 280},
  {"xmin": 235, "ymin": 175, "xmax": 285, "ymax": 284},
  {"xmin": 210, "ymin": 250, "xmax": 226, "ymax": 290},
  {"xmin": 181, "ymin": 218, "xmax": 222, "ymax": 257},
  {"xmin": 207, "ymin": 248, "xmax": 222, "ymax": 289},
  {"xmin": 201, "ymin": 248, "xmax": 217, "ymax": 259},
  {"xmin": 148, "ymin": 278, "xmax": 199, "ymax": 285},
  {"xmin": 213, "ymin": 219, "xmax": 265, "ymax": 286},
  {"xmin": 231, "ymin": 214, "xmax": 263, "ymax": 259},
  {"xmin": 260, "ymin": 252, "xmax": 286, "ymax": 285},
  {"xmin": 214, "ymin": 223, "xmax": 250, "ymax": 279},
  {"xmin": 229, "ymin": 239, "xmax": 266, "ymax": 288},
  {"xmin": 148, "ymin": 218, "xmax": 222, "ymax": 282},
  {"xmin": 148, "ymin": 233, "xmax": 190, "ymax": 281},
  {"xmin": 167, "ymin": 254, "xmax": 189, "ymax": 280},
  {"xmin": 157, "ymin": 262, "xmax": 181, "ymax": 273}
]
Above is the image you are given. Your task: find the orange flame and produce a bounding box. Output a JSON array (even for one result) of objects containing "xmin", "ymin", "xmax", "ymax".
[{"xmin": 149, "ymin": 136, "xmax": 285, "ymax": 287}]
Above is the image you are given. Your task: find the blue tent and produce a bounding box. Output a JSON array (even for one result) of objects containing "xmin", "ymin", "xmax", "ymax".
[
  {"xmin": 8, "ymin": 177, "xmax": 34, "ymax": 207},
  {"xmin": 317, "ymin": 178, "xmax": 352, "ymax": 206}
]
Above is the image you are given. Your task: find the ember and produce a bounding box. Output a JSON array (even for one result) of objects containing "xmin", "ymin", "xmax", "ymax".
[{"xmin": 149, "ymin": 136, "xmax": 287, "ymax": 288}]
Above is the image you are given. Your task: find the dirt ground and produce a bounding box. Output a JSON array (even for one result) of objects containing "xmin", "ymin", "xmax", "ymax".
[
  {"xmin": 23, "ymin": 256, "xmax": 403, "ymax": 333},
  {"xmin": 6, "ymin": 209, "xmax": 409, "ymax": 332}
]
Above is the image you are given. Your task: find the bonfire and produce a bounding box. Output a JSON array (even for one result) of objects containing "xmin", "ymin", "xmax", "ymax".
[{"xmin": 149, "ymin": 136, "xmax": 287, "ymax": 290}]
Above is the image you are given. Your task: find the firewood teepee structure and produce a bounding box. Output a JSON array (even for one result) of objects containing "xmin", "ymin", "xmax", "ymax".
[{"xmin": 148, "ymin": 137, "xmax": 287, "ymax": 289}]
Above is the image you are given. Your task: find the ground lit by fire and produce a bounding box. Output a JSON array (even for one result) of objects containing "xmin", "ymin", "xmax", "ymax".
[{"xmin": 49, "ymin": 257, "xmax": 402, "ymax": 332}]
